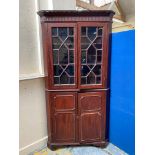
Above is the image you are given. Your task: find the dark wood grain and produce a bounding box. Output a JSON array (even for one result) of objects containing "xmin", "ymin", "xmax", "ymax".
[
  {"xmin": 37, "ymin": 10, "xmax": 115, "ymax": 17},
  {"xmin": 78, "ymin": 91, "xmax": 106, "ymax": 143},
  {"xmin": 39, "ymin": 10, "xmax": 114, "ymax": 149},
  {"xmin": 38, "ymin": 10, "xmax": 115, "ymax": 23},
  {"xmin": 50, "ymin": 92, "xmax": 78, "ymax": 143}
]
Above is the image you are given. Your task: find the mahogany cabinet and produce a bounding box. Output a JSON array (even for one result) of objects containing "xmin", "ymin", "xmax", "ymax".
[{"xmin": 38, "ymin": 10, "xmax": 114, "ymax": 150}]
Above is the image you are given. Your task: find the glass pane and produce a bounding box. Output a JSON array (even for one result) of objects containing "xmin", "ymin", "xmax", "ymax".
[
  {"xmin": 81, "ymin": 37, "xmax": 90, "ymax": 49},
  {"xmin": 70, "ymin": 77, "xmax": 74, "ymax": 84},
  {"xmin": 97, "ymin": 56, "xmax": 102, "ymax": 63},
  {"xmin": 69, "ymin": 50, "xmax": 74, "ymax": 63},
  {"xmin": 53, "ymin": 50, "xmax": 58, "ymax": 64},
  {"xmin": 51, "ymin": 27, "xmax": 75, "ymax": 85},
  {"xmin": 96, "ymin": 76, "xmax": 101, "ymax": 84},
  {"xmin": 52, "ymin": 28, "xmax": 57, "ymax": 36},
  {"xmin": 87, "ymin": 45, "xmax": 96, "ymax": 55},
  {"xmin": 54, "ymin": 77, "xmax": 59, "ymax": 84},
  {"xmin": 97, "ymin": 50, "xmax": 102, "ymax": 55},
  {"xmin": 81, "ymin": 65, "xmax": 90, "ymax": 76},
  {"xmin": 54, "ymin": 65, "xmax": 63, "ymax": 76},
  {"xmin": 88, "ymin": 27, "xmax": 96, "ymax": 41},
  {"xmin": 93, "ymin": 65, "xmax": 101, "ymax": 75},
  {"xmin": 59, "ymin": 45, "xmax": 68, "ymax": 64},
  {"xmin": 65, "ymin": 37, "xmax": 74, "ymax": 49},
  {"xmin": 81, "ymin": 50, "xmax": 86, "ymax": 64},
  {"xmin": 98, "ymin": 28, "xmax": 102, "ymax": 36},
  {"xmin": 58, "ymin": 28, "xmax": 67, "ymax": 40},
  {"xmin": 87, "ymin": 72, "xmax": 95, "ymax": 84},
  {"xmin": 88, "ymin": 65, "xmax": 94, "ymax": 69},
  {"xmin": 81, "ymin": 27, "xmax": 86, "ymax": 36},
  {"xmin": 80, "ymin": 26, "xmax": 103, "ymax": 85},
  {"xmin": 87, "ymin": 55, "xmax": 96, "ymax": 63},
  {"xmin": 69, "ymin": 28, "xmax": 74, "ymax": 36},
  {"xmin": 52, "ymin": 37, "xmax": 62, "ymax": 49},
  {"xmin": 81, "ymin": 77, "xmax": 86, "ymax": 84},
  {"xmin": 61, "ymin": 65, "xmax": 66, "ymax": 69},
  {"xmin": 66, "ymin": 65, "xmax": 74, "ymax": 76},
  {"xmin": 60, "ymin": 72, "xmax": 69, "ymax": 84}
]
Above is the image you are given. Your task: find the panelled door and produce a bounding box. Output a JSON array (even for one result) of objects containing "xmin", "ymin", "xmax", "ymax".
[
  {"xmin": 78, "ymin": 22, "xmax": 108, "ymax": 89},
  {"xmin": 48, "ymin": 23, "xmax": 77, "ymax": 89},
  {"xmin": 78, "ymin": 91, "xmax": 106, "ymax": 143},
  {"xmin": 51, "ymin": 92, "xmax": 77, "ymax": 143}
]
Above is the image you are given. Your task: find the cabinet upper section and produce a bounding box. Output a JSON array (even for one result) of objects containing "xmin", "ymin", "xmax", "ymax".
[{"xmin": 38, "ymin": 11, "xmax": 114, "ymax": 90}]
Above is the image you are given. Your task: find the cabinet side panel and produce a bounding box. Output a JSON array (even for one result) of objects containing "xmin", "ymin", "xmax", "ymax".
[
  {"xmin": 41, "ymin": 23, "xmax": 51, "ymax": 89},
  {"xmin": 45, "ymin": 91, "xmax": 52, "ymax": 145},
  {"xmin": 102, "ymin": 23, "xmax": 112, "ymax": 88}
]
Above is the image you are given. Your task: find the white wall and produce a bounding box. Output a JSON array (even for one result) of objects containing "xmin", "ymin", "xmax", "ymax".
[
  {"xmin": 19, "ymin": 0, "xmax": 43, "ymax": 77},
  {"xmin": 39, "ymin": 0, "xmax": 53, "ymax": 10},
  {"xmin": 19, "ymin": 78, "xmax": 47, "ymax": 155},
  {"xmin": 52, "ymin": 0, "xmax": 76, "ymax": 10}
]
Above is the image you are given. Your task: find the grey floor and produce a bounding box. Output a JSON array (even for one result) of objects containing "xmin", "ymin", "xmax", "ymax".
[{"xmin": 45, "ymin": 143, "xmax": 128, "ymax": 155}]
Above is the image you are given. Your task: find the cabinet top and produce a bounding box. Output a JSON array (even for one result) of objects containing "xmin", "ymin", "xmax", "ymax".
[
  {"xmin": 37, "ymin": 10, "xmax": 115, "ymax": 22},
  {"xmin": 38, "ymin": 10, "xmax": 115, "ymax": 17}
]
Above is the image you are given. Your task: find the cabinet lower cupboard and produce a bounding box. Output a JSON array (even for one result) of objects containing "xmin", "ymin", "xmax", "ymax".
[{"xmin": 38, "ymin": 10, "xmax": 114, "ymax": 150}]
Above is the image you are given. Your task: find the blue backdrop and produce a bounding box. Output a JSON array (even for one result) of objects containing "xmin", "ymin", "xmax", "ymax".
[{"xmin": 109, "ymin": 30, "xmax": 135, "ymax": 155}]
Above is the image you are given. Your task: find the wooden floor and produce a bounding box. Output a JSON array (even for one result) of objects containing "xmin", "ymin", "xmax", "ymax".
[{"xmin": 32, "ymin": 143, "xmax": 128, "ymax": 155}]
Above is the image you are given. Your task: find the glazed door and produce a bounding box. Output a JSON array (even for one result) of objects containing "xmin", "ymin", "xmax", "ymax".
[
  {"xmin": 78, "ymin": 23, "xmax": 108, "ymax": 89},
  {"xmin": 51, "ymin": 92, "xmax": 77, "ymax": 143},
  {"xmin": 48, "ymin": 23, "xmax": 77, "ymax": 89},
  {"xmin": 78, "ymin": 92, "xmax": 106, "ymax": 143}
]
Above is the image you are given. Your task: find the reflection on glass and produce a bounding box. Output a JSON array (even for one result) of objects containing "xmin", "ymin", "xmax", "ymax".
[
  {"xmin": 81, "ymin": 27, "xmax": 86, "ymax": 36},
  {"xmin": 96, "ymin": 76, "xmax": 101, "ymax": 84},
  {"xmin": 88, "ymin": 27, "xmax": 96, "ymax": 41},
  {"xmin": 52, "ymin": 37, "xmax": 62, "ymax": 49},
  {"xmin": 59, "ymin": 45, "xmax": 68, "ymax": 64},
  {"xmin": 66, "ymin": 65, "xmax": 74, "ymax": 76},
  {"xmin": 81, "ymin": 65, "xmax": 90, "ymax": 76},
  {"xmin": 58, "ymin": 28, "xmax": 67, "ymax": 40},
  {"xmin": 81, "ymin": 50, "xmax": 86, "ymax": 64},
  {"xmin": 87, "ymin": 72, "xmax": 95, "ymax": 84},
  {"xmin": 52, "ymin": 28, "xmax": 57, "ymax": 36},
  {"xmin": 69, "ymin": 28, "xmax": 74, "ymax": 36},
  {"xmin": 69, "ymin": 50, "xmax": 74, "ymax": 63},
  {"xmin": 60, "ymin": 72, "xmax": 69, "ymax": 84},
  {"xmin": 54, "ymin": 77, "xmax": 59, "ymax": 84},
  {"xmin": 54, "ymin": 65, "xmax": 63, "ymax": 76},
  {"xmin": 53, "ymin": 50, "xmax": 58, "ymax": 64}
]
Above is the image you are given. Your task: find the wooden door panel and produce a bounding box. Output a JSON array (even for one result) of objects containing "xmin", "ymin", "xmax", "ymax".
[
  {"xmin": 78, "ymin": 92, "xmax": 106, "ymax": 143},
  {"xmin": 80, "ymin": 112, "xmax": 102, "ymax": 142},
  {"xmin": 54, "ymin": 113, "xmax": 75, "ymax": 142},
  {"xmin": 80, "ymin": 95, "xmax": 101, "ymax": 112},
  {"xmin": 54, "ymin": 94, "xmax": 75, "ymax": 111},
  {"xmin": 51, "ymin": 92, "xmax": 77, "ymax": 143}
]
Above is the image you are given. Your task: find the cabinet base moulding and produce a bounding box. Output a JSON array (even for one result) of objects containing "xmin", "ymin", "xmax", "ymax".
[{"xmin": 48, "ymin": 140, "xmax": 108, "ymax": 150}]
